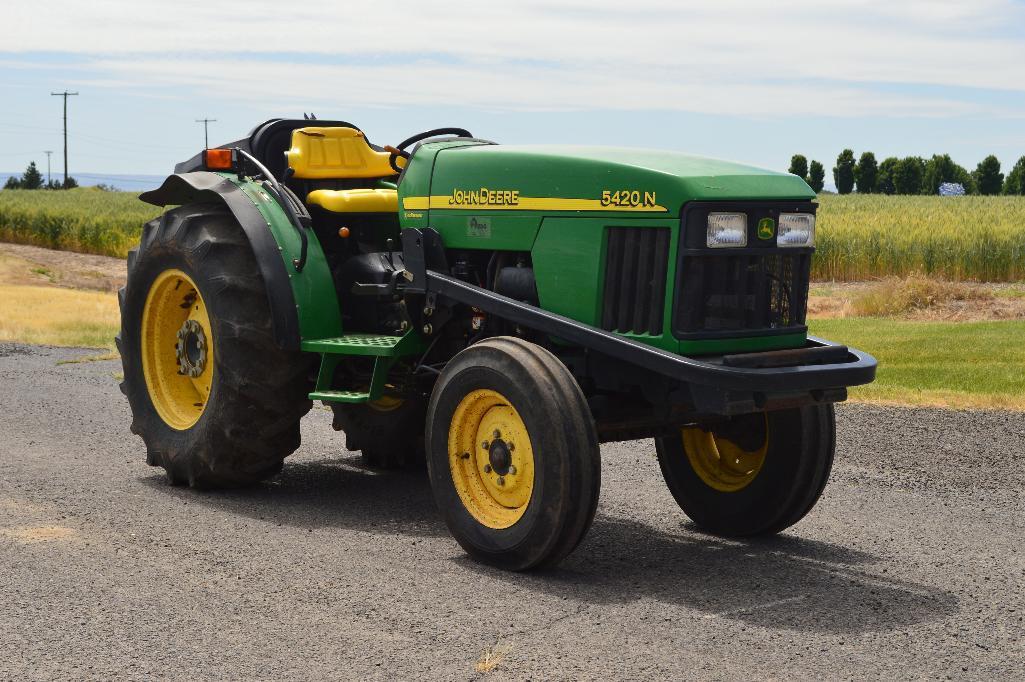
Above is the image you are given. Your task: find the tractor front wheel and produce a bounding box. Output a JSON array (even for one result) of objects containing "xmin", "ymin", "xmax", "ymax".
[
  {"xmin": 655, "ymin": 405, "xmax": 835, "ymax": 537},
  {"xmin": 425, "ymin": 337, "xmax": 600, "ymax": 571}
]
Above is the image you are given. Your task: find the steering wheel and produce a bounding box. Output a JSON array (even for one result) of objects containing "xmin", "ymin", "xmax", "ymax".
[{"xmin": 384, "ymin": 127, "xmax": 473, "ymax": 173}]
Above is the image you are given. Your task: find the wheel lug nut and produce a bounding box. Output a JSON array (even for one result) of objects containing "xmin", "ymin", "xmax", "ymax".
[
  {"xmin": 508, "ymin": 465, "xmax": 517, "ymax": 475},
  {"xmin": 497, "ymin": 476, "xmax": 505, "ymax": 486},
  {"xmin": 483, "ymin": 464, "xmax": 492, "ymax": 473},
  {"xmin": 481, "ymin": 440, "xmax": 489, "ymax": 450}
]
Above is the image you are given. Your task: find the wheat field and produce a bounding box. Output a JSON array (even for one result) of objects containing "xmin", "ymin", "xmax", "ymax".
[
  {"xmin": 1, "ymin": 189, "xmax": 1024, "ymax": 282},
  {"xmin": 814, "ymin": 194, "xmax": 1025, "ymax": 282},
  {"xmin": 0, "ymin": 188, "xmax": 160, "ymax": 258}
]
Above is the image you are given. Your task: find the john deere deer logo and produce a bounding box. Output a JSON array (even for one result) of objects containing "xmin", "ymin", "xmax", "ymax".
[{"xmin": 757, "ymin": 217, "xmax": 776, "ymax": 240}]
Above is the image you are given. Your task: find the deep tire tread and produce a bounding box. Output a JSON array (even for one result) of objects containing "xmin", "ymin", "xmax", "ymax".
[{"xmin": 119, "ymin": 203, "xmax": 314, "ymax": 488}]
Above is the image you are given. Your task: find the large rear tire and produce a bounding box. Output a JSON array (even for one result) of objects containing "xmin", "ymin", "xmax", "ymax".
[
  {"xmin": 655, "ymin": 405, "xmax": 835, "ymax": 537},
  {"xmin": 117, "ymin": 203, "xmax": 314, "ymax": 488},
  {"xmin": 425, "ymin": 337, "xmax": 600, "ymax": 571},
  {"xmin": 330, "ymin": 396, "xmax": 427, "ymax": 470}
]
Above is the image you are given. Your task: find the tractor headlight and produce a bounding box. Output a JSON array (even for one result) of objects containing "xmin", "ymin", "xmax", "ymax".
[
  {"xmin": 778, "ymin": 213, "xmax": 815, "ymax": 247},
  {"xmin": 706, "ymin": 213, "xmax": 747, "ymax": 248}
]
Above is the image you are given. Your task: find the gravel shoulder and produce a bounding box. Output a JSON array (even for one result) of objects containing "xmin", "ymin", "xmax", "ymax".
[{"xmin": 1, "ymin": 343, "xmax": 1022, "ymax": 680}]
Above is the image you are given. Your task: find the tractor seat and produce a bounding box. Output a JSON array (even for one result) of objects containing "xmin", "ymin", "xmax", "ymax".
[
  {"xmin": 285, "ymin": 126, "xmax": 404, "ymax": 180},
  {"xmin": 307, "ymin": 188, "xmax": 398, "ymax": 214}
]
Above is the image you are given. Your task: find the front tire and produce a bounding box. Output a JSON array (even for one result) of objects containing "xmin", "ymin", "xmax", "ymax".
[
  {"xmin": 117, "ymin": 203, "xmax": 314, "ymax": 488},
  {"xmin": 425, "ymin": 337, "xmax": 600, "ymax": 571},
  {"xmin": 655, "ymin": 405, "xmax": 835, "ymax": 537}
]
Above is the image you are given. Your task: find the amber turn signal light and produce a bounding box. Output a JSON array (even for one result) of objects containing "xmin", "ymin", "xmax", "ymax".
[{"xmin": 203, "ymin": 148, "xmax": 235, "ymax": 170}]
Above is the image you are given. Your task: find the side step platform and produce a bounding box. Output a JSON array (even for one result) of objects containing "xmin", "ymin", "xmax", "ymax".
[{"xmin": 301, "ymin": 332, "xmax": 425, "ymax": 404}]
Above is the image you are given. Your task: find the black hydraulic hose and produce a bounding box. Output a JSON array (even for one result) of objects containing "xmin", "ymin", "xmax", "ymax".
[{"xmin": 234, "ymin": 148, "xmax": 309, "ymax": 272}]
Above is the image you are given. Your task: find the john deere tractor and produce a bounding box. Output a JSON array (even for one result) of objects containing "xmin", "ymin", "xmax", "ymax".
[{"xmin": 119, "ymin": 119, "xmax": 875, "ymax": 570}]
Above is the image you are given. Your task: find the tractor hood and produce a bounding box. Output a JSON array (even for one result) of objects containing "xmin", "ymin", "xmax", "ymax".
[{"xmin": 409, "ymin": 143, "xmax": 814, "ymax": 217}]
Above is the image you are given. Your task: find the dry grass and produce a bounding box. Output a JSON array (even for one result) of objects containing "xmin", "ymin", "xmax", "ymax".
[
  {"xmin": 851, "ymin": 275, "xmax": 994, "ymax": 317},
  {"xmin": 0, "ymin": 284, "xmax": 119, "ymax": 350},
  {"xmin": 847, "ymin": 392, "xmax": 1025, "ymax": 411},
  {"xmin": 474, "ymin": 641, "xmax": 513, "ymax": 674},
  {"xmin": 0, "ymin": 242, "xmax": 125, "ymax": 291},
  {"xmin": 809, "ymin": 277, "xmax": 1025, "ymax": 321},
  {"xmin": 0, "ymin": 248, "xmax": 120, "ymax": 350}
]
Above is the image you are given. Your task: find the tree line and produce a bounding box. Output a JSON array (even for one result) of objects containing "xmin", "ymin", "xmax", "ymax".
[
  {"xmin": 788, "ymin": 151, "xmax": 1025, "ymax": 196},
  {"xmin": 3, "ymin": 161, "xmax": 78, "ymax": 190}
]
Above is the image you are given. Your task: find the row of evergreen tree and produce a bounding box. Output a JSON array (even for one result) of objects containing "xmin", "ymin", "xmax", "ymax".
[
  {"xmin": 789, "ymin": 152, "xmax": 1025, "ymax": 195},
  {"xmin": 3, "ymin": 161, "xmax": 77, "ymax": 190}
]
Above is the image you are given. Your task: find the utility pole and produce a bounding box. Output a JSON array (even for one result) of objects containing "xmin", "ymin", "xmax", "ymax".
[
  {"xmin": 50, "ymin": 90, "xmax": 79, "ymax": 187},
  {"xmin": 44, "ymin": 151, "xmax": 53, "ymax": 186},
  {"xmin": 195, "ymin": 118, "xmax": 217, "ymax": 149}
]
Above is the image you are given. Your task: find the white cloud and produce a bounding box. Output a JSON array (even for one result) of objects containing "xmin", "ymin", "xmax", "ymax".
[
  {"xmin": 80, "ymin": 56, "xmax": 999, "ymax": 119},
  {"xmin": 3, "ymin": 0, "xmax": 1025, "ymax": 116}
]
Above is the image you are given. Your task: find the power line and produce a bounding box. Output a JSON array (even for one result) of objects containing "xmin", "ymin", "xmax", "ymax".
[
  {"xmin": 195, "ymin": 118, "xmax": 216, "ymax": 149},
  {"xmin": 50, "ymin": 90, "xmax": 79, "ymax": 186},
  {"xmin": 44, "ymin": 150, "xmax": 53, "ymax": 186}
]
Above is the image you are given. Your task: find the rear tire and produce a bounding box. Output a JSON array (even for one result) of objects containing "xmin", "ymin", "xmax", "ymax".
[
  {"xmin": 331, "ymin": 396, "xmax": 427, "ymax": 470},
  {"xmin": 655, "ymin": 405, "xmax": 835, "ymax": 537},
  {"xmin": 117, "ymin": 203, "xmax": 314, "ymax": 488},
  {"xmin": 425, "ymin": 337, "xmax": 600, "ymax": 571}
]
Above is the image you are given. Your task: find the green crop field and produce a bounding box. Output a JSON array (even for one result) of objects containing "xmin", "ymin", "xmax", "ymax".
[
  {"xmin": 810, "ymin": 318, "xmax": 1025, "ymax": 410},
  {"xmin": 0, "ymin": 188, "xmax": 160, "ymax": 258},
  {"xmin": 815, "ymin": 194, "xmax": 1025, "ymax": 282},
  {"xmin": 2, "ymin": 190, "xmax": 1025, "ymax": 283}
]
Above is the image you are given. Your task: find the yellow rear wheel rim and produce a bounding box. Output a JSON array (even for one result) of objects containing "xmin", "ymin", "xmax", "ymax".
[
  {"xmin": 140, "ymin": 269, "xmax": 214, "ymax": 431},
  {"xmin": 447, "ymin": 389, "xmax": 535, "ymax": 529},
  {"xmin": 682, "ymin": 416, "xmax": 769, "ymax": 493}
]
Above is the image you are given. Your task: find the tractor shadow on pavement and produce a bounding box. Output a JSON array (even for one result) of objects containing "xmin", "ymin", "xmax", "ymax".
[
  {"xmin": 145, "ymin": 453, "xmax": 959, "ymax": 636},
  {"xmin": 462, "ymin": 514, "xmax": 960, "ymax": 635},
  {"xmin": 141, "ymin": 454, "xmax": 449, "ymax": 537}
]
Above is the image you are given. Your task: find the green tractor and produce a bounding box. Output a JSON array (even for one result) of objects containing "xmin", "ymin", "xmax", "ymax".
[{"xmin": 119, "ymin": 119, "xmax": 875, "ymax": 570}]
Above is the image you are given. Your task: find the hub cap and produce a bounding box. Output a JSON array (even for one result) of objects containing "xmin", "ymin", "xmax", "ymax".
[
  {"xmin": 447, "ymin": 389, "xmax": 535, "ymax": 529},
  {"xmin": 140, "ymin": 269, "xmax": 214, "ymax": 430},
  {"xmin": 681, "ymin": 414, "xmax": 769, "ymax": 493}
]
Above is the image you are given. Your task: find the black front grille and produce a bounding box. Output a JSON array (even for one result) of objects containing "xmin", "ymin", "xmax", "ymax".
[
  {"xmin": 675, "ymin": 251, "xmax": 811, "ymax": 336},
  {"xmin": 602, "ymin": 227, "xmax": 670, "ymax": 335},
  {"xmin": 673, "ymin": 201, "xmax": 815, "ymax": 339}
]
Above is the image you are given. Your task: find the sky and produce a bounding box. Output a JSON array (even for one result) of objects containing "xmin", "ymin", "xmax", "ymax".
[{"xmin": 2, "ymin": 0, "xmax": 1025, "ymax": 188}]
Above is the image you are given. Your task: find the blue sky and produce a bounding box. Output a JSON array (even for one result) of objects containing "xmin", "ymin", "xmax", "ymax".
[{"xmin": 2, "ymin": 0, "xmax": 1025, "ymax": 188}]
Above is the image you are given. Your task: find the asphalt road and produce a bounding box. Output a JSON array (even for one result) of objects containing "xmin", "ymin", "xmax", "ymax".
[{"xmin": 1, "ymin": 343, "xmax": 1023, "ymax": 680}]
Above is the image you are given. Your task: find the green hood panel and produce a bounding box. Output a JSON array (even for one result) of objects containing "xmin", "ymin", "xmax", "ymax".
[{"xmin": 406, "ymin": 143, "xmax": 813, "ymax": 218}]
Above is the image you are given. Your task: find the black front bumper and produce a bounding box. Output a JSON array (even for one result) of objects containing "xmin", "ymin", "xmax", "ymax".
[
  {"xmin": 403, "ymin": 228, "xmax": 876, "ymax": 418},
  {"xmin": 669, "ymin": 336, "xmax": 876, "ymax": 415},
  {"xmin": 418, "ymin": 271, "xmax": 875, "ymax": 416}
]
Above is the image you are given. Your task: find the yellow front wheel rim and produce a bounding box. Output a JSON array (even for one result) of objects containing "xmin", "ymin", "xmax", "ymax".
[
  {"xmin": 140, "ymin": 269, "xmax": 214, "ymax": 430},
  {"xmin": 682, "ymin": 415, "xmax": 769, "ymax": 493},
  {"xmin": 447, "ymin": 389, "xmax": 535, "ymax": 529}
]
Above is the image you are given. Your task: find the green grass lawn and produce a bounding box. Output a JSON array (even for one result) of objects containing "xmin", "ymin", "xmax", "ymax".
[{"xmin": 810, "ymin": 318, "xmax": 1025, "ymax": 410}]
